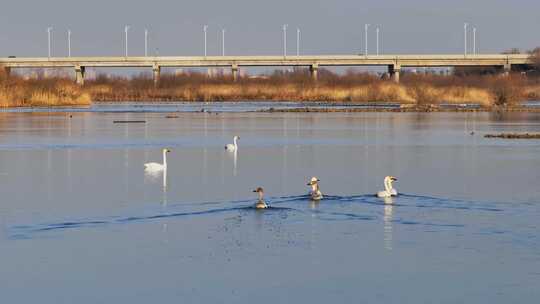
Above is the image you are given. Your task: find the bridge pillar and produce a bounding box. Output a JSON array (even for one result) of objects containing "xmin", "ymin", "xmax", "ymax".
[
  {"xmin": 231, "ymin": 64, "xmax": 239, "ymax": 81},
  {"xmin": 75, "ymin": 66, "xmax": 86, "ymax": 85},
  {"xmin": 388, "ymin": 64, "xmax": 401, "ymax": 83},
  {"xmin": 153, "ymin": 65, "xmax": 161, "ymax": 86},
  {"xmin": 310, "ymin": 64, "xmax": 319, "ymax": 81},
  {"xmin": 502, "ymin": 63, "xmax": 512, "ymax": 76}
]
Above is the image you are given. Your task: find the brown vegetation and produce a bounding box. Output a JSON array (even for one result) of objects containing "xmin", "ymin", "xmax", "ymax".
[
  {"xmin": 84, "ymin": 71, "xmax": 412, "ymax": 103},
  {"xmin": 1, "ymin": 66, "xmax": 539, "ymax": 108},
  {"xmin": 0, "ymin": 66, "xmax": 91, "ymax": 107},
  {"xmin": 489, "ymin": 76, "xmax": 526, "ymax": 106}
]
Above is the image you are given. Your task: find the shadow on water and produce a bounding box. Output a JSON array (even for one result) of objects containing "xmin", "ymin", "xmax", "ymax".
[{"xmin": 10, "ymin": 193, "xmax": 509, "ymax": 240}]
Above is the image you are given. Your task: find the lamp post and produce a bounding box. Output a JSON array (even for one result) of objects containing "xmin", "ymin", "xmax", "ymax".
[
  {"xmin": 364, "ymin": 23, "xmax": 370, "ymax": 57},
  {"xmin": 68, "ymin": 29, "xmax": 71, "ymax": 57},
  {"xmin": 47, "ymin": 27, "xmax": 53, "ymax": 58},
  {"xmin": 283, "ymin": 24, "xmax": 288, "ymax": 58},
  {"xmin": 203, "ymin": 25, "xmax": 208, "ymax": 57},
  {"xmin": 222, "ymin": 28, "xmax": 225, "ymax": 56},
  {"xmin": 124, "ymin": 25, "xmax": 130, "ymax": 57},
  {"xmin": 296, "ymin": 27, "xmax": 300, "ymax": 56},
  {"xmin": 473, "ymin": 27, "xmax": 476, "ymax": 55},
  {"xmin": 376, "ymin": 26, "xmax": 380, "ymax": 55},
  {"xmin": 464, "ymin": 22, "xmax": 468, "ymax": 56},
  {"xmin": 144, "ymin": 28, "xmax": 148, "ymax": 57}
]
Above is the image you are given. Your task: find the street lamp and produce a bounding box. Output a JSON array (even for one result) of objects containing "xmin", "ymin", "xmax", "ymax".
[
  {"xmin": 473, "ymin": 27, "xmax": 476, "ymax": 55},
  {"xmin": 296, "ymin": 28, "xmax": 300, "ymax": 56},
  {"xmin": 144, "ymin": 28, "xmax": 148, "ymax": 57},
  {"xmin": 124, "ymin": 25, "xmax": 130, "ymax": 57},
  {"xmin": 376, "ymin": 26, "xmax": 380, "ymax": 55},
  {"xmin": 364, "ymin": 23, "xmax": 370, "ymax": 57},
  {"xmin": 47, "ymin": 27, "xmax": 53, "ymax": 58},
  {"xmin": 203, "ymin": 25, "xmax": 208, "ymax": 57},
  {"xmin": 68, "ymin": 29, "xmax": 71, "ymax": 57},
  {"xmin": 222, "ymin": 28, "xmax": 226, "ymax": 56},
  {"xmin": 464, "ymin": 22, "xmax": 468, "ymax": 56},
  {"xmin": 283, "ymin": 24, "xmax": 288, "ymax": 58}
]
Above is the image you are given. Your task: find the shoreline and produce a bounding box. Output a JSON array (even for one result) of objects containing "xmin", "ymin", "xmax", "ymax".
[
  {"xmin": 485, "ymin": 133, "xmax": 540, "ymax": 139},
  {"xmin": 1, "ymin": 101, "xmax": 540, "ymax": 113},
  {"xmin": 259, "ymin": 105, "xmax": 540, "ymax": 113}
]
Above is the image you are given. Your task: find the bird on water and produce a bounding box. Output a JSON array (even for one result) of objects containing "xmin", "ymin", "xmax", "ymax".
[
  {"xmin": 225, "ymin": 136, "xmax": 240, "ymax": 151},
  {"xmin": 144, "ymin": 148, "xmax": 171, "ymax": 172},
  {"xmin": 253, "ymin": 187, "xmax": 269, "ymax": 209},
  {"xmin": 377, "ymin": 176, "xmax": 398, "ymax": 198},
  {"xmin": 307, "ymin": 177, "xmax": 323, "ymax": 201}
]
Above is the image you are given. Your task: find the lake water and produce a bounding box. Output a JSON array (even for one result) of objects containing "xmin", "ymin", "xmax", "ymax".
[{"xmin": 1, "ymin": 107, "xmax": 539, "ymax": 303}]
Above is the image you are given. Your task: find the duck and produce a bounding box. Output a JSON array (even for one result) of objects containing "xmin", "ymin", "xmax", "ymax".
[
  {"xmin": 377, "ymin": 176, "xmax": 398, "ymax": 198},
  {"xmin": 225, "ymin": 136, "xmax": 240, "ymax": 151},
  {"xmin": 307, "ymin": 177, "xmax": 323, "ymax": 201},
  {"xmin": 144, "ymin": 148, "xmax": 171, "ymax": 172},
  {"xmin": 253, "ymin": 187, "xmax": 269, "ymax": 209}
]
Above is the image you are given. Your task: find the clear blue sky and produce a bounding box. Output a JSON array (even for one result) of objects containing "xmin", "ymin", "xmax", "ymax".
[{"xmin": 1, "ymin": 0, "xmax": 538, "ymax": 57}]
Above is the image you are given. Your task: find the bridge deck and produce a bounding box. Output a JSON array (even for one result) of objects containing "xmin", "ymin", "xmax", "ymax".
[{"xmin": 0, "ymin": 54, "xmax": 532, "ymax": 68}]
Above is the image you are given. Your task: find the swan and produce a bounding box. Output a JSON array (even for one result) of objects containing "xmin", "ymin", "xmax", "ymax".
[
  {"xmin": 307, "ymin": 177, "xmax": 323, "ymax": 201},
  {"xmin": 144, "ymin": 148, "xmax": 171, "ymax": 172},
  {"xmin": 377, "ymin": 176, "xmax": 398, "ymax": 198},
  {"xmin": 225, "ymin": 136, "xmax": 240, "ymax": 151},
  {"xmin": 253, "ymin": 187, "xmax": 268, "ymax": 209}
]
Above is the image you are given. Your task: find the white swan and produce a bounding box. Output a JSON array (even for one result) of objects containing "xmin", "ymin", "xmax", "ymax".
[
  {"xmin": 253, "ymin": 187, "xmax": 268, "ymax": 209},
  {"xmin": 377, "ymin": 176, "xmax": 398, "ymax": 198},
  {"xmin": 144, "ymin": 148, "xmax": 170, "ymax": 172},
  {"xmin": 307, "ymin": 177, "xmax": 323, "ymax": 201},
  {"xmin": 225, "ymin": 136, "xmax": 240, "ymax": 151}
]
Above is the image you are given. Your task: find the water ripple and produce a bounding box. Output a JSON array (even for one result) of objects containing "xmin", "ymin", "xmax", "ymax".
[{"xmin": 9, "ymin": 193, "xmax": 505, "ymax": 240}]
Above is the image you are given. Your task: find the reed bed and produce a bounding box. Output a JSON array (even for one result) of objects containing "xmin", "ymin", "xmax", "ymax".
[
  {"xmin": 0, "ymin": 70, "xmax": 91, "ymax": 107},
  {"xmin": 1, "ymin": 66, "xmax": 539, "ymax": 107}
]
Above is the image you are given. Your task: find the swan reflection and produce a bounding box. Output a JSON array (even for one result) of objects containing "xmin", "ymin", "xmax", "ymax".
[
  {"xmin": 383, "ymin": 198, "xmax": 394, "ymax": 251},
  {"xmin": 225, "ymin": 149, "xmax": 238, "ymax": 176},
  {"xmin": 143, "ymin": 166, "xmax": 168, "ymax": 206},
  {"xmin": 233, "ymin": 150, "xmax": 237, "ymax": 176},
  {"xmin": 162, "ymin": 168, "xmax": 168, "ymax": 206}
]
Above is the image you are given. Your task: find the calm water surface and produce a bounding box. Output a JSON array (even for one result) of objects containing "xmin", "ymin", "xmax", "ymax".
[{"xmin": 1, "ymin": 109, "xmax": 539, "ymax": 303}]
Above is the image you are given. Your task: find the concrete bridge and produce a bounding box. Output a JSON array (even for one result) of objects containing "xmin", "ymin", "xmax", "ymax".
[{"xmin": 0, "ymin": 54, "xmax": 532, "ymax": 85}]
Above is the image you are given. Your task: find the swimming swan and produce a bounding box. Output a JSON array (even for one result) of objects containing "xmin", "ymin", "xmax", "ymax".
[
  {"xmin": 225, "ymin": 136, "xmax": 240, "ymax": 151},
  {"xmin": 253, "ymin": 187, "xmax": 268, "ymax": 209},
  {"xmin": 307, "ymin": 177, "xmax": 323, "ymax": 201},
  {"xmin": 377, "ymin": 176, "xmax": 398, "ymax": 198},
  {"xmin": 144, "ymin": 148, "xmax": 171, "ymax": 172}
]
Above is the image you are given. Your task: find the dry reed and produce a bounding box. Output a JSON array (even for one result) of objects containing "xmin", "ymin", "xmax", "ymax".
[{"xmin": 1, "ymin": 66, "xmax": 539, "ymax": 107}]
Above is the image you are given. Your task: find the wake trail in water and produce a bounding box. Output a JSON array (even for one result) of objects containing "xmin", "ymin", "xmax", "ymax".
[
  {"xmin": 9, "ymin": 193, "xmax": 510, "ymax": 240},
  {"xmin": 323, "ymin": 193, "xmax": 507, "ymax": 212},
  {"xmin": 9, "ymin": 197, "xmax": 304, "ymax": 239},
  {"xmin": 399, "ymin": 194, "xmax": 506, "ymax": 212}
]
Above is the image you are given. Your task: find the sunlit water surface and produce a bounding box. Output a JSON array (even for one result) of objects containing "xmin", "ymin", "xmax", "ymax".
[{"xmin": 1, "ymin": 109, "xmax": 539, "ymax": 303}]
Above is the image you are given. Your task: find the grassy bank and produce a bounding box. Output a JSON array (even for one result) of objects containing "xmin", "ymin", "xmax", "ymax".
[{"xmin": 1, "ymin": 67, "xmax": 539, "ymax": 108}]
